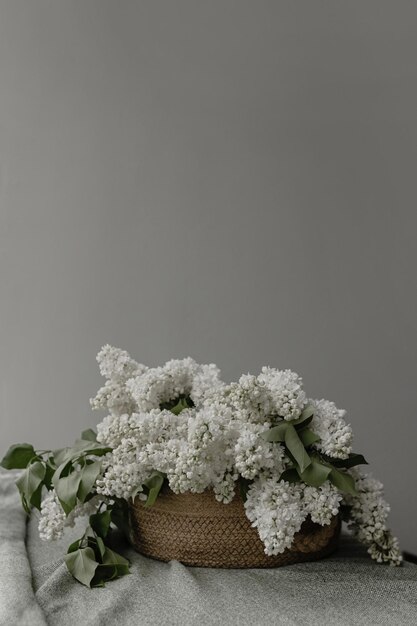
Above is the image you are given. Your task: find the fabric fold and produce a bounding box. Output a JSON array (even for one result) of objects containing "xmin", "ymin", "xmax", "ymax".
[{"xmin": 0, "ymin": 470, "xmax": 47, "ymax": 626}]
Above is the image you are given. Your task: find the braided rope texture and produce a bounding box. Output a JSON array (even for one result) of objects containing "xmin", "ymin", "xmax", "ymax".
[{"xmin": 129, "ymin": 488, "xmax": 341, "ymax": 568}]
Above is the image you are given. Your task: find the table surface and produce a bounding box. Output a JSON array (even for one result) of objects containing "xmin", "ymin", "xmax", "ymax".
[{"xmin": 1, "ymin": 469, "xmax": 416, "ymax": 626}]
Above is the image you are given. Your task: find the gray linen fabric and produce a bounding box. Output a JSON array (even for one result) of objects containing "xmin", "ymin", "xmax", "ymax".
[
  {"xmin": 1, "ymin": 470, "xmax": 417, "ymax": 626},
  {"xmin": 0, "ymin": 471, "xmax": 46, "ymax": 626}
]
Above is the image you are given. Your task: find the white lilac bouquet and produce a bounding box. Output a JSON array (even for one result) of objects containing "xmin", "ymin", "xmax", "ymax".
[{"xmin": 1, "ymin": 346, "xmax": 402, "ymax": 587}]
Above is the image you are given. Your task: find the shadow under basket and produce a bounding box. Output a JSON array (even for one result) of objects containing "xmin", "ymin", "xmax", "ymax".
[{"xmin": 129, "ymin": 487, "xmax": 341, "ymax": 568}]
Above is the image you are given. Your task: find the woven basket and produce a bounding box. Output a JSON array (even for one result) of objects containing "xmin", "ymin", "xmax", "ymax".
[{"xmin": 129, "ymin": 487, "xmax": 340, "ymax": 568}]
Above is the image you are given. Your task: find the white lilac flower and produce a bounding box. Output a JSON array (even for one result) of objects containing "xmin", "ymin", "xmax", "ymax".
[
  {"xmin": 96, "ymin": 344, "xmax": 146, "ymax": 381},
  {"xmin": 96, "ymin": 436, "xmax": 148, "ymax": 500},
  {"xmin": 90, "ymin": 380, "xmax": 137, "ymax": 417},
  {"xmin": 38, "ymin": 490, "xmax": 66, "ymax": 541},
  {"xmin": 228, "ymin": 374, "xmax": 272, "ymax": 423},
  {"xmin": 368, "ymin": 531, "xmax": 403, "ymax": 566},
  {"xmin": 135, "ymin": 410, "xmax": 190, "ymax": 478},
  {"xmin": 257, "ymin": 367, "xmax": 306, "ymax": 421},
  {"xmin": 96, "ymin": 413, "xmax": 142, "ymax": 448},
  {"xmin": 169, "ymin": 405, "xmax": 238, "ymax": 495},
  {"xmin": 126, "ymin": 358, "xmax": 198, "ymax": 412},
  {"xmin": 190, "ymin": 363, "xmax": 225, "ymax": 407},
  {"xmin": 244, "ymin": 477, "xmax": 306, "ymax": 555},
  {"xmin": 162, "ymin": 357, "xmax": 199, "ymax": 397},
  {"xmin": 344, "ymin": 470, "xmax": 389, "ymax": 544},
  {"xmin": 213, "ymin": 472, "xmax": 238, "ymax": 504},
  {"xmin": 234, "ymin": 421, "xmax": 285, "ymax": 480},
  {"xmin": 38, "ymin": 490, "xmax": 100, "ymax": 541},
  {"xmin": 302, "ymin": 482, "xmax": 342, "ymax": 525},
  {"xmin": 96, "ymin": 408, "xmax": 187, "ymax": 500},
  {"xmin": 343, "ymin": 469, "xmax": 402, "ymax": 566},
  {"xmin": 97, "ymin": 409, "xmax": 190, "ymax": 498},
  {"xmin": 309, "ymin": 398, "xmax": 353, "ymax": 459}
]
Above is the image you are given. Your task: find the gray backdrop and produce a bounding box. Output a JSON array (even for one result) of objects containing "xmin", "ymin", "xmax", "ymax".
[{"xmin": 1, "ymin": 1, "xmax": 416, "ymax": 552}]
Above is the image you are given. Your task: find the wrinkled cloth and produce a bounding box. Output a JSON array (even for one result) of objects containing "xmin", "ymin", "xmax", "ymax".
[
  {"xmin": 0, "ymin": 471, "xmax": 46, "ymax": 626},
  {"xmin": 1, "ymin": 470, "xmax": 416, "ymax": 626}
]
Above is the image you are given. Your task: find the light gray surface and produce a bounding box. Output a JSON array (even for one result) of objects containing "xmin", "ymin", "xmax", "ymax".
[
  {"xmin": 1, "ymin": 471, "xmax": 417, "ymax": 626},
  {"xmin": 0, "ymin": 471, "xmax": 47, "ymax": 626},
  {"xmin": 0, "ymin": 1, "xmax": 416, "ymax": 552}
]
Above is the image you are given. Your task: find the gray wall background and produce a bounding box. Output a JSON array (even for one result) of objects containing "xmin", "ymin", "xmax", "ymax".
[{"xmin": 1, "ymin": 1, "xmax": 416, "ymax": 551}]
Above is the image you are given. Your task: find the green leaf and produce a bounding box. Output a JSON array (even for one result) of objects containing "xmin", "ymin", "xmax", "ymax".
[
  {"xmin": 20, "ymin": 494, "xmax": 31, "ymax": 515},
  {"xmin": 92, "ymin": 564, "xmax": 127, "ymax": 586},
  {"xmin": 298, "ymin": 428, "xmax": 320, "ymax": 447},
  {"xmin": 43, "ymin": 462, "xmax": 55, "ymax": 490},
  {"xmin": 16, "ymin": 461, "xmax": 46, "ymax": 508},
  {"xmin": 72, "ymin": 440, "xmax": 112, "ymax": 456},
  {"xmin": 260, "ymin": 421, "xmax": 289, "ymax": 442},
  {"xmin": 160, "ymin": 395, "xmax": 194, "ymax": 414},
  {"xmin": 91, "ymin": 547, "xmax": 130, "ymax": 587},
  {"xmin": 239, "ymin": 478, "xmax": 251, "ymax": 502},
  {"xmin": 52, "ymin": 448, "xmax": 72, "ymax": 466},
  {"xmin": 329, "ymin": 468, "xmax": 358, "ymax": 495},
  {"xmin": 89, "ymin": 510, "xmax": 112, "ymax": 539},
  {"xmin": 30, "ymin": 483, "xmax": 44, "ymax": 510},
  {"xmin": 290, "ymin": 405, "xmax": 315, "ymax": 428},
  {"xmin": 144, "ymin": 471, "xmax": 165, "ymax": 507},
  {"xmin": 81, "ymin": 429, "xmax": 97, "ymax": 442},
  {"xmin": 55, "ymin": 471, "xmax": 82, "ymax": 515},
  {"xmin": 77, "ymin": 461, "xmax": 102, "ymax": 503},
  {"xmin": 91, "ymin": 576, "xmax": 107, "ymax": 588},
  {"xmin": 297, "ymin": 459, "xmax": 332, "ymax": 487},
  {"xmin": 169, "ymin": 397, "xmax": 189, "ymax": 415},
  {"xmin": 52, "ymin": 460, "xmax": 73, "ymax": 487},
  {"xmin": 284, "ymin": 424, "xmax": 311, "ymax": 473},
  {"xmin": 67, "ymin": 538, "xmax": 83, "ymax": 553},
  {"xmin": 90, "ymin": 571, "xmax": 109, "ymax": 587},
  {"xmin": 330, "ymin": 453, "xmax": 368, "ymax": 469},
  {"xmin": 1, "ymin": 444, "xmax": 38, "ymax": 469},
  {"xmin": 279, "ymin": 468, "xmax": 300, "ymax": 484},
  {"xmin": 102, "ymin": 547, "xmax": 129, "ymax": 567},
  {"xmin": 299, "ymin": 405, "xmax": 315, "ymax": 421},
  {"xmin": 64, "ymin": 547, "xmax": 99, "ymax": 587},
  {"xmin": 96, "ymin": 536, "xmax": 106, "ymax": 559},
  {"xmin": 85, "ymin": 534, "xmax": 106, "ymax": 562},
  {"xmin": 87, "ymin": 537, "xmax": 103, "ymax": 561},
  {"xmin": 110, "ymin": 501, "xmax": 133, "ymax": 542},
  {"xmin": 53, "ymin": 441, "xmax": 111, "ymax": 466},
  {"xmin": 291, "ymin": 413, "xmax": 314, "ymax": 430}
]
